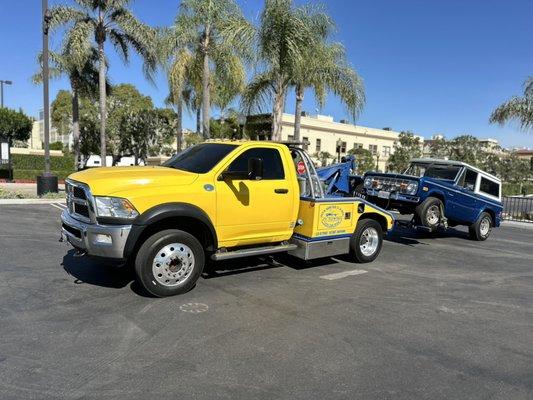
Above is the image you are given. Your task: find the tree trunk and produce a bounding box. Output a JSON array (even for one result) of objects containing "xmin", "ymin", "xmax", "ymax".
[
  {"xmin": 293, "ymin": 84, "xmax": 304, "ymax": 142},
  {"xmin": 98, "ymin": 41, "xmax": 107, "ymax": 167},
  {"xmin": 176, "ymin": 98, "xmax": 183, "ymax": 152},
  {"xmin": 196, "ymin": 107, "xmax": 201, "ymax": 135},
  {"xmin": 201, "ymin": 46, "xmax": 210, "ymax": 140},
  {"xmin": 271, "ymin": 81, "xmax": 286, "ymax": 141},
  {"xmin": 71, "ymin": 86, "xmax": 80, "ymax": 170}
]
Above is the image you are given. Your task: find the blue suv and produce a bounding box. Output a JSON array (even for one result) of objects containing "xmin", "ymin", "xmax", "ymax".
[{"xmin": 361, "ymin": 158, "xmax": 503, "ymax": 240}]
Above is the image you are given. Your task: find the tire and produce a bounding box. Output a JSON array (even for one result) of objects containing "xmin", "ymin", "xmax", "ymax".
[
  {"xmin": 350, "ymin": 218, "xmax": 383, "ymax": 263},
  {"xmin": 415, "ymin": 197, "xmax": 443, "ymax": 230},
  {"xmin": 134, "ymin": 229, "xmax": 205, "ymax": 297},
  {"xmin": 469, "ymin": 212, "xmax": 492, "ymax": 241}
]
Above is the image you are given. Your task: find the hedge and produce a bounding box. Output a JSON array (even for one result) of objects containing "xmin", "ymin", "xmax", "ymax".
[
  {"xmin": 502, "ymin": 182, "xmax": 533, "ymax": 196},
  {"xmin": 0, "ymin": 154, "xmax": 75, "ymax": 182}
]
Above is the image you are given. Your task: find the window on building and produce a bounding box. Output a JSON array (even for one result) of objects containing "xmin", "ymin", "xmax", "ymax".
[
  {"xmin": 302, "ymin": 137, "xmax": 309, "ymax": 151},
  {"xmin": 480, "ymin": 177, "xmax": 499, "ymax": 197},
  {"xmin": 227, "ymin": 147, "xmax": 285, "ymax": 180},
  {"xmin": 287, "ymin": 135, "xmax": 294, "ymax": 142},
  {"xmin": 316, "ymin": 138, "xmax": 321, "ymax": 152},
  {"xmin": 340, "ymin": 141, "xmax": 347, "ymax": 153},
  {"xmin": 353, "ymin": 143, "xmax": 363, "ymax": 150},
  {"xmin": 382, "ymin": 146, "xmax": 391, "ymax": 157},
  {"xmin": 368, "ymin": 144, "xmax": 378, "ymax": 155}
]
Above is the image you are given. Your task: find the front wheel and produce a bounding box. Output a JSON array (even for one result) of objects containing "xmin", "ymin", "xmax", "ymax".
[
  {"xmin": 415, "ymin": 197, "xmax": 443, "ymax": 230},
  {"xmin": 350, "ymin": 219, "xmax": 383, "ymax": 263},
  {"xmin": 469, "ymin": 212, "xmax": 492, "ymax": 241},
  {"xmin": 134, "ymin": 229, "xmax": 205, "ymax": 297}
]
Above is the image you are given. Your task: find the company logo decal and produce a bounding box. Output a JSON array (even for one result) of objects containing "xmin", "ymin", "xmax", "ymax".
[{"xmin": 320, "ymin": 205, "xmax": 344, "ymax": 228}]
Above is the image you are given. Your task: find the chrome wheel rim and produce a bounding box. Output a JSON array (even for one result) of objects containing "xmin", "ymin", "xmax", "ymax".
[
  {"xmin": 360, "ymin": 227, "xmax": 379, "ymax": 256},
  {"xmin": 479, "ymin": 217, "xmax": 491, "ymax": 236},
  {"xmin": 427, "ymin": 205, "xmax": 440, "ymax": 226},
  {"xmin": 152, "ymin": 243, "xmax": 195, "ymax": 287}
]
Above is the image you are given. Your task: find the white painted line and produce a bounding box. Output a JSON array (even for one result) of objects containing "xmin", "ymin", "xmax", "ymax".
[
  {"xmin": 320, "ymin": 269, "xmax": 368, "ymax": 280},
  {"xmin": 0, "ymin": 198, "xmax": 66, "ymax": 205},
  {"xmin": 51, "ymin": 202, "xmax": 67, "ymax": 210}
]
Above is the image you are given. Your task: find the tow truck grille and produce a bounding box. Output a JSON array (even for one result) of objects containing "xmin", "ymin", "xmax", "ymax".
[{"xmin": 65, "ymin": 180, "xmax": 94, "ymax": 223}]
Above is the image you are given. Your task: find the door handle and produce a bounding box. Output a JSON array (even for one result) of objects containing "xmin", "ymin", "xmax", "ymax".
[
  {"xmin": 275, "ymin": 188, "xmax": 289, "ymax": 194},
  {"xmin": 448, "ymin": 191, "xmax": 454, "ymax": 197}
]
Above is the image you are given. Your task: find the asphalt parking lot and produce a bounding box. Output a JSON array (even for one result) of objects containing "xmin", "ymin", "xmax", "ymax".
[{"xmin": 0, "ymin": 204, "xmax": 532, "ymax": 400}]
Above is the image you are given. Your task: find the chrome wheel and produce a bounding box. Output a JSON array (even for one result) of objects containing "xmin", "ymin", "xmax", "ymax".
[
  {"xmin": 479, "ymin": 217, "xmax": 491, "ymax": 236},
  {"xmin": 426, "ymin": 204, "xmax": 440, "ymax": 226},
  {"xmin": 152, "ymin": 243, "xmax": 195, "ymax": 287},
  {"xmin": 360, "ymin": 227, "xmax": 379, "ymax": 257}
]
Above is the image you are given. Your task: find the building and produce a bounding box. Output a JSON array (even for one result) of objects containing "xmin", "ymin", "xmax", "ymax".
[
  {"xmin": 247, "ymin": 113, "xmax": 420, "ymax": 171},
  {"xmin": 28, "ymin": 109, "xmax": 70, "ymax": 150},
  {"xmin": 514, "ymin": 149, "xmax": 533, "ymax": 162}
]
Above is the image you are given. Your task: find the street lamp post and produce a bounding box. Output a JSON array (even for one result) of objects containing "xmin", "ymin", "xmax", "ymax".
[
  {"xmin": 0, "ymin": 80, "xmax": 12, "ymax": 108},
  {"xmin": 37, "ymin": 0, "xmax": 58, "ymax": 196},
  {"xmin": 336, "ymin": 138, "xmax": 342, "ymax": 163}
]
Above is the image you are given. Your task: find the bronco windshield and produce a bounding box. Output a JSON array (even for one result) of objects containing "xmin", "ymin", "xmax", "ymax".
[
  {"xmin": 404, "ymin": 162, "xmax": 462, "ymax": 181},
  {"xmin": 163, "ymin": 143, "xmax": 237, "ymax": 173}
]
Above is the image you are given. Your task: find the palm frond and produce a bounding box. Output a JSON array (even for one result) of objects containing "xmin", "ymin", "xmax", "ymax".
[
  {"xmin": 490, "ymin": 96, "xmax": 533, "ymax": 130},
  {"xmin": 241, "ymin": 71, "xmax": 275, "ymax": 115},
  {"xmin": 49, "ymin": 6, "xmax": 88, "ymax": 30}
]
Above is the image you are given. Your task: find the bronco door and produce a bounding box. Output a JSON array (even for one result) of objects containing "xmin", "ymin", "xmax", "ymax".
[
  {"xmin": 452, "ymin": 168, "xmax": 479, "ymax": 223},
  {"xmin": 215, "ymin": 146, "xmax": 296, "ymax": 246}
]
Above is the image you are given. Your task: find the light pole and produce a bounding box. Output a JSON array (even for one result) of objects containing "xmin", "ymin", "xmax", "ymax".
[
  {"xmin": 0, "ymin": 80, "xmax": 12, "ymax": 108},
  {"xmin": 336, "ymin": 138, "xmax": 342, "ymax": 163},
  {"xmin": 37, "ymin": 0, "xmax": 58, "ymax": 195}
]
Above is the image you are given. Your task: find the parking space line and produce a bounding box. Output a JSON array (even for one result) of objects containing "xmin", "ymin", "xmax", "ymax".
[
  {"xmin": 320, "ymin": 269, "xmax": 368, "ymax": 280},
  {"xmin": 50, "ymin": 203, "xmax": 66, "ymax": 210}
]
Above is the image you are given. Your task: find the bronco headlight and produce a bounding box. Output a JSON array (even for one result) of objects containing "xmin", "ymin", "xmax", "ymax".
[
  {"xmin": 94, "ymin": 197, "xmax": 139, "ymax": 219},
  {"xmin": 406, "ymin": 182, "xmax": 418, "ymax": 195},
  {"xmin": 364, "ymin": 177, "xmax": 372, "ymax": 188}
]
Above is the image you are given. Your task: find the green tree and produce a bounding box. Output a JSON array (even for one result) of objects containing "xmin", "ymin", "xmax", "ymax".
[
  {"xmin": 448, "ymin": 135, "xmax": 486, "ymax": 167},
  {"xmin": 292, "ymin": 42, "xmax": 365, "ymax": 141},
  {"xmin": 387, "ymin": 131, "xmax": 422, "ymax": 172},
  {"xmin": 49, "ymin": 0, "xmax": 157, "ymax": 166},
  {"xmin": 242, "ymin": 0, "xmax": 333, "ymax": 141},
  {"xmin": 0, "ymin": 108, "xmax": 33, "ymax": 143},
  {"xmin": 428, "ymin": 136, "xmax": 449, "ymax": 158},
  {"xmin": 313, "ymin": 151, "xmax": 333, "ymax": 167},
  {"xmin": 490, "ymin": 77, "xmax": 533, "ymax": 130},
  {"xmin": 168, "ymin": 0, "xmax": 252, "ymax": 139},
  {"xmin": 33, "ymin": 48, "xmax": 101, "ymax": 169},
  {"xmin": 348, "ymin": 147, "xmax": 374, "ymax": 174}
]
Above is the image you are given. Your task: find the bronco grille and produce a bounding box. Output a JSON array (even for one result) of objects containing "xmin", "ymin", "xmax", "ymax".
[{"xmin": 66, "ymin": 180, "xmax": 94, "ymax": 223}]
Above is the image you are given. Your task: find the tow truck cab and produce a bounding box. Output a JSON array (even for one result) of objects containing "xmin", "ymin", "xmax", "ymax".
[{"xmin": 61, "ymin": 141, "xmax": 394, "ymax": 297}]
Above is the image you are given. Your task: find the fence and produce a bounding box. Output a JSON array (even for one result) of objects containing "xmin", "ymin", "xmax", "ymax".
[{"xmin": 502, "ymin": 196, "xmax": 533, "ymax": 223}]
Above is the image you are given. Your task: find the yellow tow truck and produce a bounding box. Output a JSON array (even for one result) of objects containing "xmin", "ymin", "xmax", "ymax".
[{"xmin": 61, "ymin": 141, "xmax": 394, "ymax": 297}]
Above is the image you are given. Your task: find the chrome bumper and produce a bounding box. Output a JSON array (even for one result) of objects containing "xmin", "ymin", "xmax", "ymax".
[{"xmin": 60, "ymin": 210, "xmax": 131, "ymax": 259}]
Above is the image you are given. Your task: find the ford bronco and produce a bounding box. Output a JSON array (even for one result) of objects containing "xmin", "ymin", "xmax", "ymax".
[
  {"xmin": 61, "ymin": 141, "xmax": 394, "ymax": 297},
  {"xmin": 360, "ymin": 158, "xmax": 503, "ymax": 240}
]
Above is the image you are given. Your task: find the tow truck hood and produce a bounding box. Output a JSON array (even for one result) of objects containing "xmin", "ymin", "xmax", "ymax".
[{"xmin": 68, "ymin": 166, "xmax": 198, "ymax": 195}]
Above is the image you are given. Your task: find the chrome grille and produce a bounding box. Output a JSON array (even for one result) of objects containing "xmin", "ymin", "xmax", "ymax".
[
  {"xmin": 65, "ymin": 180, "xmax": 94, "ymax": 223},
  {"xmin": 368, "ymin": 176, "xmax": 415, "ymax": 193}
]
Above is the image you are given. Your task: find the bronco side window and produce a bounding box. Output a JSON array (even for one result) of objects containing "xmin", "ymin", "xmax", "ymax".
[
  {"xmin": 461, "ymin": 169, "xmax": 478, "ymax": 191},
  {"xmin": 228, "ymin": 148, "xmax": 285, "ymax": 180}
]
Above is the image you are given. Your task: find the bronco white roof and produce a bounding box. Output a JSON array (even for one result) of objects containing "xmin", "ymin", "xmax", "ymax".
[{"xmin": 410, "ymin": 158, "xmax": 501, "ymax": 183}]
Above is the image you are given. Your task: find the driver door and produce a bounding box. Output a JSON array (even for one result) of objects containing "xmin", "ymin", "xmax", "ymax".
[
  {"xmin": 215, "ymin": 147, "xmax": 295, "ymax": 246},
  {"xmin": 453, "ymin": 168, "xmax": 479, "ymax": 222}
]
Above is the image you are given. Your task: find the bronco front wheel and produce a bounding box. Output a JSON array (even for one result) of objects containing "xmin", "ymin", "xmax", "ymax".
[{"xmin": 135, "ymin": 229, "xmax": 205, "ymax": 297}]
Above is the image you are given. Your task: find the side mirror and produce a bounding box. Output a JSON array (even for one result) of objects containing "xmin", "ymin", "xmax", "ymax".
[{"xmin": 248, "ymin": 157, "xmax": 263, "ymax": 180}]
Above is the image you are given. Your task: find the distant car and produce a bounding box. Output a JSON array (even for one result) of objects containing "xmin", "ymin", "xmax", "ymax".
[
  {"xmin": 361, "ymin": 158, "xmax": 503, "ymax": 240},
  {"xmin": 83, "ymin": 155, "xmax": 145, "ymax": 168}
]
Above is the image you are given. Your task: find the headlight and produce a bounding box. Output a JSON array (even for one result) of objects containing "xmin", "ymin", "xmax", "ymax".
[
  {"xmin": 364, "ymin": 177, "xmax": 372, "ymax": 188},
  {"xmin": 406, "ymin": 182, "xmax": 418, "ymax": 195},
  {"xmin": 94, "ymin": 197, "xmax": 139, "ymax": 219}
]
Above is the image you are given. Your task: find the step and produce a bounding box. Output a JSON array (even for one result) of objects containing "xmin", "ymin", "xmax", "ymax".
[{"xmin": 211, "ymin": 243, "xmax": 298, "ymax": 261}]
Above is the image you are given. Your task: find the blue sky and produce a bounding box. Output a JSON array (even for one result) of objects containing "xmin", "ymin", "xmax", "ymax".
[{"xmin": 1, "ymin": 0, "xmax": 532, "ymax": 148}]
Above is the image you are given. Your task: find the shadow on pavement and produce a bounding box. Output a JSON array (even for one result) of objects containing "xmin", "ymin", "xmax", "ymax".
[{"xmin": 386, "ymin": 226, "xmax": 470, "ymax": 246}]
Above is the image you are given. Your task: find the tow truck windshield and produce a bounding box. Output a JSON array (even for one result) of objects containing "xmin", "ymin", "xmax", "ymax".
[
  {"xmin": 163, "ymin": 143, "xmax": 237, "ymax": 173},
  {"xmin": 404, "ymin": 162, "xmax": 462, "ymax": 181}
]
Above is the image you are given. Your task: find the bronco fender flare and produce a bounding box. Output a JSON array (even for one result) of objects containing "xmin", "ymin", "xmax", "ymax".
[{"xmin": 123, "ymin": 202, "xmax": 218, "ymax": 258}]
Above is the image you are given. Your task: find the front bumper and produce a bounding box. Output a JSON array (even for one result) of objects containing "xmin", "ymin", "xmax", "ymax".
[
  {"xmin": 365, "ymin": 189, "xmax": 419, "ymax": 204},
  {"xmin": 60, "ymin": 210, "xmax": 131, "ymax": 259}
]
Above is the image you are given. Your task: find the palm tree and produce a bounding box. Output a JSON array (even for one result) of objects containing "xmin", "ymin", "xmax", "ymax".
[
  {"xmin": 49, "ymin": 0, "xmax": 157, "ymax": 166},
  {"xmin": 490, "ymin": 77, "xmax": 533, "ymax": 130},
  {"xmin": 170, "ymin": 0, "xmax": 253, "ymax": 139},
  {"xmin": 33, "ymin": 48, "xmax": 101, "ymax": 169},
  {"xmin": 292, "ymin": 42, "xmax": 365, "ymax": 141},
  {"xmin": 241, "ymin": 0, "xmax": 333, "ymax": 141}
]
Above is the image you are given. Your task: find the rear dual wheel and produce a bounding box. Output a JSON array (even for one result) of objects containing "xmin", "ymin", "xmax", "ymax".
[{"xmin": 350, "ymin": 219, "xmax": 383, "ymax": 263}]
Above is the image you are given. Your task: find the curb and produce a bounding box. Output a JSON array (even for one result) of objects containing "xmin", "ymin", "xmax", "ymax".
[
  {"xmin": 502, "ymin": 220, "xmax": 533, "ymax": 230},
  {"xmin": 0, "ymin": 199, "xmax": 66, "ymax": 205}
]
